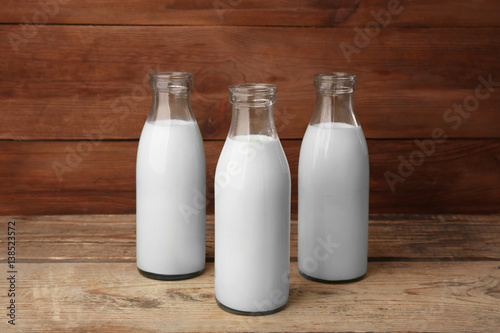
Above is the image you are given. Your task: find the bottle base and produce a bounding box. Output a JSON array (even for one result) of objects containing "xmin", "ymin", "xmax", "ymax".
[
  {"xmin": 299, "ymin": 269, "xmax": 366, "ymax": 284},
  {"xmin": 138, "ymin": 268, "xmax": 203, "ymax": 281},
  {"xmin": 216, "ymin": 298, "xmax": 287, "ymax": 316}
]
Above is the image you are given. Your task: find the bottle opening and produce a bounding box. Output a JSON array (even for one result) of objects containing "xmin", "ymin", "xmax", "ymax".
[
  {"xmin": 150, "ymin": 72, "xmax": 193, "ymax": 92},
  {"xmin": 229, "ymin": 83, "xmax": 277, "ymax": 105},
  {"xmin": 314, "ymin": 72, "xmax": 356, "ymax": 81},
  {"xmin": 314, "ymin": 72, "xmax": 356, "ymax": 95}
]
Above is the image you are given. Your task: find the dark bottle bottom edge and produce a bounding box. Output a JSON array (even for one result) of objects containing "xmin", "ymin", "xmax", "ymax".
[
  {"xmin": 216, "ymin": 298, "xmax": 287, "ymax": 316},
  {"xmin": 299, "ymin": 269, "xmax": 366, "ymax": 284},
  {"xmin": 138, "ymin": 268, "xmax": 204, "ymax": 281}
]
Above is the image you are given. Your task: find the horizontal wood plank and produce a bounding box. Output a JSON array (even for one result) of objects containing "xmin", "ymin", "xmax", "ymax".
[
  {"xmin": 1, "ymin": 0, "xmax": 500, "ymax": 27},
  {"xmin": 0, "ymin": 139, "xmax": 499, "ymax": 215},
  {"xmin": 1, "ymin": 214, "xmax": 498, "ymax": 261},
  {"xmin": 1, "ymin": 26, "xmax": 500, "ymax": 139},
  {"xmin": 1, "ymin": 262, "xmax": 498, "ymax": 332}
]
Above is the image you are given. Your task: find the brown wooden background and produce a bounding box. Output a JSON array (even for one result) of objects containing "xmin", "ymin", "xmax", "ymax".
[{"xmin": 1, "ymin": 0, "xmax": 499, "ymax": 215}]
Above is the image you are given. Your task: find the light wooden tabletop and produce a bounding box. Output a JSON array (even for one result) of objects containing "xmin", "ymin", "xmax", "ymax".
[{"xmin": 1, "ymin": 214, "xmax": 499, "ymax": 332}]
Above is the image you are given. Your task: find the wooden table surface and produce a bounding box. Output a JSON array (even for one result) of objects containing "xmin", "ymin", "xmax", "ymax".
[{"xmin": 1, "ymin": 214, "xmax": 499, "ymax": 332}]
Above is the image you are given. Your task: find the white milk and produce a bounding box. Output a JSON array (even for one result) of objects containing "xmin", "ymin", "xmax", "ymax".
[
  {"xmin": 136, "ymin": 119, "xmax": 206, "ymax": 276},
  {"xmin": 215, "ymin": 135, "xmax": 290, "ymax": 313},
  {"xmin": 298, "ymin": 122, "xmax": 369, "ymax": 281}
]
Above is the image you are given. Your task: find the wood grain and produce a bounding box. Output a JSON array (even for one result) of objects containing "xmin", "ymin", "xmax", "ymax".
[
  {"xmin": 1, "ymin": 214, "xmax": 498, "ymax": 261},
  {"xmin": 0, "ymin": 2, "xmax": 498, "ymax": 330},
  {"xmin": 1, "ymin": 25, "xmax": 500, "ymax": 139},
  {"xmin": 0, "ymin": 139, "xmax": 499, "ymax": 215},
  {"xmin": 1, "ymin": 0, "xmax": 500, "ymax": 27},
  {"xmin": 1, "ymin": 262, "xmax": 498, "ymax": 332}
]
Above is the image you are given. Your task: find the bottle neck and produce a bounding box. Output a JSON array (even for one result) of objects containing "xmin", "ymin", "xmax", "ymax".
[
  {"xmin": 147, "ymin": 72, "xmax": 194, "ymax": 123},
  {"xmin": 228, "ymin": 103, "xmax": 277, "ymax": 138},
  {"xmin": 148, "ymin": 90, "xmax": 194, "ymax": 122},
  {"xmin": 310, "ymin": 72, "xmax": 359, "ymax": 127},
  {"xmin": 310, "ymin": 92, "xmax": 359, "ymax": 126},
  {"xmin": 228, "ymin": 83, "xmax": 278, "ymax": 139}
]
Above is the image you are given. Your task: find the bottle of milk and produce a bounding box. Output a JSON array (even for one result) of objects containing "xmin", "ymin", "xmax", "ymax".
[
  {"xmin": 136, "ymin": 72, "xmax": 206, "ymax": 280},
  {"xmin": 215, "ymin": 84, "xmax": 291, "ymax": 315},
  {"xmin": 298, "ymin": 73, "xmax": 369, "ymax": 282}
]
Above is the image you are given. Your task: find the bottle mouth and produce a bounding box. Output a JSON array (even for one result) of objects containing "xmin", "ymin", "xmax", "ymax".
[
  {"xmin": 150, "ymin": 72, "xmax": 193, "ymax": 92},
  {"xmin": 314, "ymin": 72, "xmax": 356, "ymax": 81},
  {"xmin": 314, "ymin": 72, "xmax": 356, "ymax": 94},
  {"xmin": 229, "ymin": 83, "xmax": 277, "ymax": 105}
]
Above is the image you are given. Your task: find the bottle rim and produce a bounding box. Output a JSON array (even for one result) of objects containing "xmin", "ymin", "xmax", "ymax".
[
  {"xmin": 314, "ymin": 72, "xmax": 356, "ymax": 82},
  {"xmin": 229, "ymin": 83, "xmax": 277, "ymax": 105},
  {"xmin": 150, "ymin": 72, "xmax": 193, "ymax": 80},
  {"xmin": 229, "ymin": 83, "xmax": 276, "ymax": 94},
  {"xmin": 314, "ymin": 72, "xmax": 356, "ymax": 94},
  {"xmin": 150, "ymin": 72, "xmax": 193, "ymax": 92}
]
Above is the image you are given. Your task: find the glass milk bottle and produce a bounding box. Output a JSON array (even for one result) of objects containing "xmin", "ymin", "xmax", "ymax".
[
  {"xmin": 298, "ymin": 73, "xmax": 369, "ymax": 282},
  {"xmin": 136, "ymin": 72, "xmax": 206, "ymax": 280},
  {"xmin": 215, "ymin": 84, "xmax": 291, "ymax": 315}
]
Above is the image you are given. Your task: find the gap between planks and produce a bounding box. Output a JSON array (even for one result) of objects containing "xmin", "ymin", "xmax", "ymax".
[{"xmin": 0, "ymin": 214, "xmax": 498, "ymax": 263}]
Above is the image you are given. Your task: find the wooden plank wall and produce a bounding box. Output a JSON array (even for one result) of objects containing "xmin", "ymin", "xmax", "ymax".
[{"xmin": 1, "ymin": 0, "xmax": 499, "ymax": 215}]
